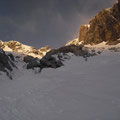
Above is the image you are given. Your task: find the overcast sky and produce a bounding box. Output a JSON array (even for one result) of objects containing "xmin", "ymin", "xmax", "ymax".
[{"xmin": 0, "ymin": 0, "xmax": 116, "ymax": 48}]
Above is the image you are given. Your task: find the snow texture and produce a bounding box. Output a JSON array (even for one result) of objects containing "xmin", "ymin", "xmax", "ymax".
[{"xmin": 0, "ymin": 51, "xmax": 120, "ymax": 120}]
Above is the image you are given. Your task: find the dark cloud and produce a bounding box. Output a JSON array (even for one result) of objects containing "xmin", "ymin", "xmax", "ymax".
[{"xmin": 0, "ymin": 0, "xmax": 116, "ymax": 48}]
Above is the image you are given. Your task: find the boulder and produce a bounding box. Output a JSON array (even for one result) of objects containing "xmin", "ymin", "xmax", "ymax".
[
  {"xmin": 24, "ymin": 55, "xmax": 36, "ymax": 63},
  {"xmin": 40, "ymin": 55, "xmax": 64, "ymax": 69},
  {"xmin": 23, "ymin": 55, "xmax": 41, "ymax": 69}
]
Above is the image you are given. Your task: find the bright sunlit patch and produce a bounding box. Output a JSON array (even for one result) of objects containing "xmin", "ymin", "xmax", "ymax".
[{"xmin": 0, "ymin": 40, "xmax": 51, "ymax": 59}]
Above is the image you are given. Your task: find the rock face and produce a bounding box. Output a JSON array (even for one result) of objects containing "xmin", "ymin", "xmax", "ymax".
[
  {"xmin": 0, "ymin": 48, "xmax": 16, "ymax": 79},
  {"xmin": 24, "ymin": 56, "xmax": 41, "ymax": 69},
  {"xmin": 40, "ymin": 54, "xmax": 64, "ymax": 69},
  {"xmin": 66, "ymin": 39, "xmax": 81, "ymax": 46},
  {"xmin": 24, "ymin": 54, "xmax": 64, "ymax": 70},
  {"xmin": 78, "ymin": 1, "xmax": 120, "ymax": 45},
  {"xmin": 24, "ymin": 44, "xmax": 97, "ymax": 70},
  {"xmin": 0, "ymin": 40, "xmax": 94, "ymax": 73},
  {"xmin": 46, "ymin": 45, "xmax": 85, "ymax": 56},
  {"xmin": 0, "ymin": 40, "xmax": 51, "ymax": 59}
]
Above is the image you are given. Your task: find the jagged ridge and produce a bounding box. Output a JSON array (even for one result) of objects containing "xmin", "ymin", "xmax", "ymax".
[
  {"xmin": 0, "ymin": 40, "xmax": 51, "ymax": 59},
  {"xmin": 78, "ymin": 0, "xmax": 120, "ymax": 45}
]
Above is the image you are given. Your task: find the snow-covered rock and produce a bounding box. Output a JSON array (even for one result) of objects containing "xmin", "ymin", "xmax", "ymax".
[
  {"xmin": 0, "ymin": 40, "xmax": 51, "ymax": 59},
  {"xmin": 24, "ymin": 44, "xmax": 98, "ymax": 70},
  {"xmin": 65, "ymin": 38, "xmax": 82, "ymax": 46},
  {"xmin": 0, "ymin": 48, "xmax": 17, "ymax": 79}
]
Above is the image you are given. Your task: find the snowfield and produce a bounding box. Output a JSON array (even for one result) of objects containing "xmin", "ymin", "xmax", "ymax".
[{"xmin": 0, "ymin": 51, "xmax": 120, "ymax": 120}]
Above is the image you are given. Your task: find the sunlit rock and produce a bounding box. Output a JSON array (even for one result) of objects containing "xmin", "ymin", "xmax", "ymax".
[{"xmin": 78, "ymin": 1, "xmax": 120, "ymax": 45}]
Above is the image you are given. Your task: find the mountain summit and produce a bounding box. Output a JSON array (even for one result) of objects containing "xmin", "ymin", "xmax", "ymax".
[
  {"xmin": 78, "ymin": 0, "xmax": 120, "ymax": 45},
  {"xmin": 0, "ymin": 40, "xmax": 51, "ymax": 59},
  {"xmin": 67, "ymin": 0, "xmax": 120, "ymax": 46}
]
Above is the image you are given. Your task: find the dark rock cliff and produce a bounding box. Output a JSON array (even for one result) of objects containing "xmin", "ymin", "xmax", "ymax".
[{"xmin": 0, "ymin": 48, "xmax": 16, "ymax": 79}]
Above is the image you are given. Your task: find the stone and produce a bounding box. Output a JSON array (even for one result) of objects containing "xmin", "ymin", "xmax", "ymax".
[
  {"xmin": 40, "ymin": 55, "xmax": 64, "ymax": 69},
  {"xmin": 24, "ymin": 55, "xmax": 36, "ymax": 63}
]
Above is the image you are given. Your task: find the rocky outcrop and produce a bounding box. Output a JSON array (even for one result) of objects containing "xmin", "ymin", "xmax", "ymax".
[
  {"xmin": 0, "ymin": 48, "xmax": 16, "ymax": 79},
  {"xmin": 0, "ymin": 40, "xmax": 51, "ymax": 59},
  {"xmin": 24, "ymin": 54, "xmax": 64, "ymax": 70},
  {"xmin": 78, "ymin": 1, "xmax": 120, "ymax": 45},
  {"xmin": 24, "ymin": 44, "xmax": 97, "ymax": 70},
  {"xmin": 0, "ymin": 40, "xmax": 4, "ymax": 49},
  {"xmin": 23, "ymin": 56, "xmax": 41, "ymax": 69},
  {"xmin": 66, "ymin": 39, "xmax": 81, "ymax": 46},
  {"xmin": 40, "ymin": 54, "xmax": 64, "ymax": 69},
  {"xmin": 46, "ymin": 44, "xmax": 85, "ymax": 56},
  {"xmin": 0, "ymin": 40, "xmax": 95, "ymax": 73}
]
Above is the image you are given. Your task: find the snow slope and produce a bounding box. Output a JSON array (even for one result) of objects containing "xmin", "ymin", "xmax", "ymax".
[{"xmin": 0, "ymin": 51, "xmax": 120, "ymax": 120}]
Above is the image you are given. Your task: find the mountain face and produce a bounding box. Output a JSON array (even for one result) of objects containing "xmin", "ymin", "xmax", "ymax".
[
  {"xmin": 78, "ymin": 0, "xmax": 120, "ymax": 45},
  {"xmin": 0, "ymin": 1, "xmax": 120, "ymax": 79},
  {"xmin": 0, "ymin": 42, "xmax": 97, "ymax": 79},
  {"xmin": 1, "ymin": 2, "xmax": 120, "ymax": 120},
  {"xmin": 0, "ymin": 40, "xmax": 51, "ymax": 59},
  {"xmin": 0, "ymin": 40, "xmax": 51, "ymax": 79},
  {"xmin": 0, "ymin": 48, "xmax": 17, "ymax": 79},
  {"xmin": 23, "ymin": 44, "xmax": 96, "ymax": 71}
]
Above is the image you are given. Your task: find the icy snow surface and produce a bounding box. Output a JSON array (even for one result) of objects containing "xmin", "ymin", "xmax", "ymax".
[{"xmin": 0, "ymin": 51, "xmax": 120, "ymax": 120}]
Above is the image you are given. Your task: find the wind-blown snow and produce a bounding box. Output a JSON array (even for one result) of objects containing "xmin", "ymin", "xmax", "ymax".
[{"xmin": 0, "ymin": 51, "xmax": 120, "ymax": 120}]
